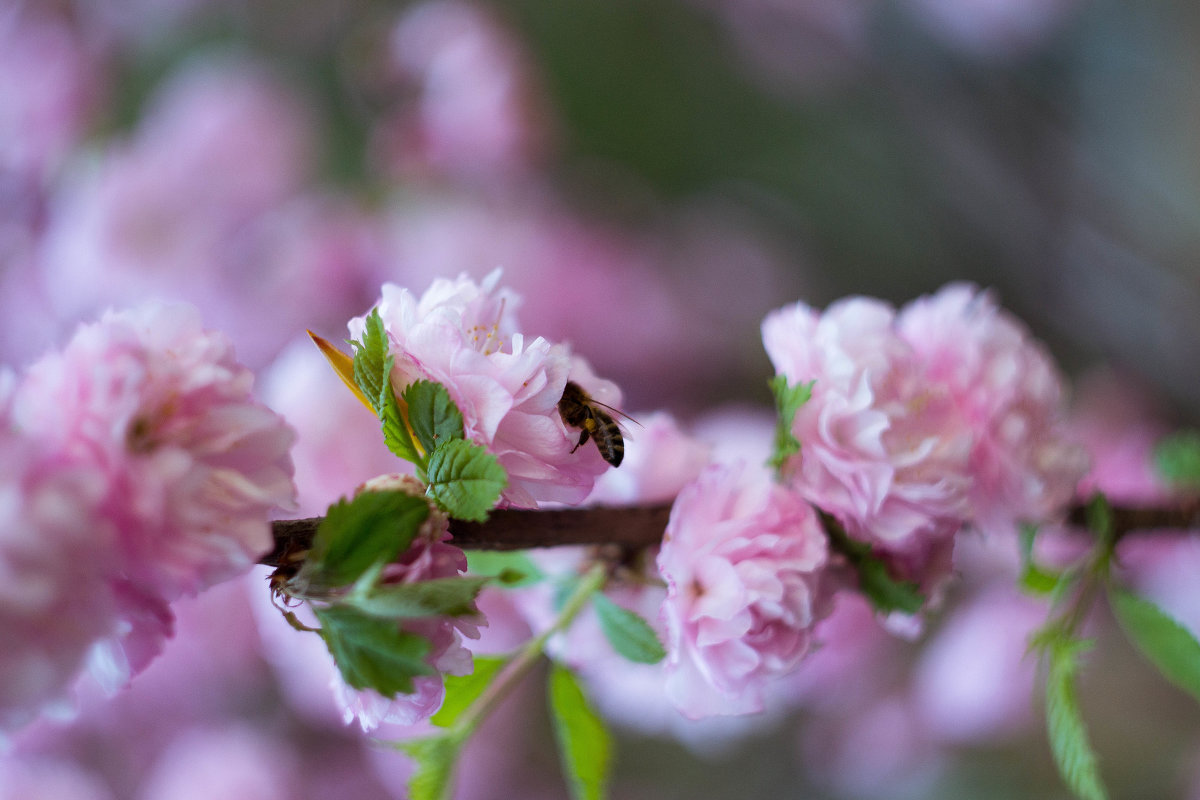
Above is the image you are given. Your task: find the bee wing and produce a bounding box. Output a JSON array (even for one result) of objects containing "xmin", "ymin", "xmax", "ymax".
[{"xmin": 591, "ymin": 400, "xmax": 642, "ymax": 428}]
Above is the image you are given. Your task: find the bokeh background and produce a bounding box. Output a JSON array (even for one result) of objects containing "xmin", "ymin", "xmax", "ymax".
[{"xmin": 3, "ymin": 0, "xmax": 1200, "ymax": 797}]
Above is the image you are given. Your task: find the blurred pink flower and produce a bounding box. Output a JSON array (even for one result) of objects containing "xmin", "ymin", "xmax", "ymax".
[
  {"xmin": 260, "ymin": 337, "xmax": 412, "ymax": 518},
  {"xmin": 762, "ymin": 295, "xmax": 973, "ymax": 552},
  {"xmin": 901, "ymin": 0, "xmax": 1082, "ymax": 60},
  {"xmin": 657, "ymin": 461, "xmax": 829, "ymax": 718},
  {"xmin": 378, "ymin": 191, "xmax": 799, "ymax": 411},
  {"xmin": 898, "ymin": 283, "xmax": 1088, "ymax": 535},
  {"xmin": 349, "ymin": 271, "xmax": 620, "ymax": 507},
  {"xmin": 800, "ymin": 691, "xmax": 945, "ymax": 800},
  {"xmin": 70, "ymin": 0, "xmax": 233, "ymax": 50},
  {"xmin": 1069, "ymin": 369, "xmax": 1172, "ymax": 504},
  {"xmin": 9, "ymin": 303, "xmax": 295, "ymax": 695},
  {"xmin": 0, "ymin": 755, "xmax": 113, "ymax": 800},
  {"xmin": 687, "ymin": 0, "xmax": 876, "ymax": 91},
  {"xmin": 374, "ymin": 0, "xmax": 553, "ymax": 182},
  {"xmin": 137, "ymin": 724, "xmax": 299, "ymax": 800},
  {"xmin": 911, "ymin": 585, "xmax": 1043, "ymax": 743},
  {"xmin": 37, "ymin": 56, "xmax": 357, "ymax": 369},
  {"xmin": 0, "ymin": 8, "xmax": 101, "ymax": 180},
  {"xmin": 14, "ymin": 303, "xmax": 297, "ymax": 600},
  {"xmin": 0, "ymin": 432, "xmax": 118, "ymax": 733}
]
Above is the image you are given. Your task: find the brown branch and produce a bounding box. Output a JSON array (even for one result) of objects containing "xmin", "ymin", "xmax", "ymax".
[
  {"xmin": 261, "ymin": 498, "xmax": 1200, "ymax": 569},
  {"xmin": 262, "ymin": 503, "xmax": 674, "ymax": 568},
  {"xmin": 1065, "ymin": 498, "xmax": 1200, "ymax": 539}
]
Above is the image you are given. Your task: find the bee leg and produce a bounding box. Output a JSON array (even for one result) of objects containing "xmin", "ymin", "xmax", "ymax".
[{"xmin": 569, "ymin": 429, "xmax": 589, "ymax": 453}]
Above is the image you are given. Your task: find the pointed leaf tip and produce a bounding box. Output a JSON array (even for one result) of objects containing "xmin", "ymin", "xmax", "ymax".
[{"xmin": 309, "ymin": 330, "xmax": 374, "ymax": 413}]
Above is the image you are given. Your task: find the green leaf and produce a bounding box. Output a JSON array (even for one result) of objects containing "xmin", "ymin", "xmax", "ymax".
[
  {"xmin": 426, "ymin": 439, "xmax": 507, "ymax": 522},
  {"xmin": 855, "ymin": 559, "xmax": 925, "ymax": 615},
  {"xmin": 767, "ymin": 375, "xmax": 813, "ymax": 474},
  {"xmin": 1154, "ymin": 430, "xmax": 1200, "ymax": 489},
  {"xmin": 404, "ymin": 380, "xmax": 465, "ymax": 454},
  {"xmin": 430, "ymin": 655, "xmax": 507, "ymax": 729},
  {"xmin": 1017, "ymin": 522, "xmax": 1062, "ymax": 596},
  {"xmin": 380, "ymin": 358, "xmax": 421, "ymax": 463},
  {"xmin": 398, "ymin": 734, "xmax": 464, "ymax": 800},
  {"xmin": 1020, "ymin": 564, "xmax": 1063, "ymax": 596},
  {"xmin": 823, "ymin": 516, "xmax": 925, "ymax": 615},
  {"xmin": 553, "ymin": 577, "xmax": 578, "ymax": 613},
  {"xmin": 1111, "ymin": 588, "xmax": 1200, "ymax": 705},
  {"xmin": 306, "ymin": 491, "xmax": 430, "ymax": 587},
  {"xmin": 548, "ymin": 664, "xmax": 612, "ymax": 800},
  {"xmin": 351, "ymin": 311, "xmax": 420, "ymax": 463},
  {"xmin": 467, "ymin": 550, "xmax": 545, "ymax": 588},
  {"xmin": 1084, "ymin": 493, "xmax": 1115, "ymax": 545},
  {"xmin": 1044, "ymin": 637, "xmax": 1109, "ymax": 800},
  {"xmin": 351, "ymin": 309, "xmax": 391, "ymax": 416},
  {"xmin": 592, "ymin": 594, "xmax": 666, "ymax": 664},
  {"xmin": 1019, "ymin": 522, "xmax": 1038, "ymax": 567},
  {"xmin": 354, "ymin": 576, "xmax": 492, "ymax": 619},
  {"xmin": 315, "ymin": 603, "xmax": 434, "ymax": 697}
]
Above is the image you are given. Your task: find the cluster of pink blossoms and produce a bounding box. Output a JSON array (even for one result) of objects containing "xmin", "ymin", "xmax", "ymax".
[
  {"xmin": 653, "ymin": 283, "xmax": 1086, "ymax": 719},
  {"xmin": 0, "ymin": 304, "xmax": 296, "ymax": 731},
  {"xmin": 348, "ymin": 269, "xmax": 621, "ymax": 507},
  {"xmin": 760, "ymin": 283, "xmax": 1087, "ymax": 591}
]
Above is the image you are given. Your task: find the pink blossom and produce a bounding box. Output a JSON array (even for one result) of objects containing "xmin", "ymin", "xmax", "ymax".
[
  {"xmin": 331, "ymin": 475, "xmax": 479, "ymax": 731},
  {"xmin": 657, "ymin": 461, "xmax": 829, "ymax": 718},
  {"xmin": 38, "ymin": 56, "xmax": 336, "ymax": 369},
  {"xmin": 374, "ymin": 0, "xmax": 554, "ymax": 181},
  {"xmin": 378, "ymin": 191, "xmax": 798, "ymax": 410},
  {"xmin": 138, "ymin": 724, "xmax": 299, "ymax": 800},
  {"xmin": 799, "ymin": 692, "xmax": 945, "ymax": 800},
  {"xmin": 348, "ymin": 271, "xmax": 621, "ymax": 507},
  {"xmin": 0, "ymin": 434, "xmax": 118, "ymax": 733},
  {"xmin": 1068, "ymin": 369, "xmax": 1172, "ymax": 504},
  {"xmin": 762, "ymin": 295, "xmax": 973, "ymax": 552},
  {"xmin": 911, "ymin": 585, "xmax": 1043, "ymax": 742},
  {"xmin": 8, "ymin": 303, "xmax": 295, "ymax": 695},
  {"xmin": 14, "ymin": 303, "xmax": 297, "ymax": 599},
  {"xmin": 897, "ymin": 283, "xmax": 1088, "ymax": 534},
  {"xmin": 0, "ymin": 8, "xmax": 101, "ymax": 181},
  {"xmin": 0, "ymin": 755, "xmax": 114, "ymax": 800}
]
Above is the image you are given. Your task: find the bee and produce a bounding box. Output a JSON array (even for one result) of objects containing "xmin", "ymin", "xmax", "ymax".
[{"xmin": 557, "ymin": 381, "xmax": 633, "ymax": 467}]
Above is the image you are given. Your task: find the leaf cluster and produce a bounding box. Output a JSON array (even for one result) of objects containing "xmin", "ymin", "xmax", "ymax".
[
  {"xmin": 286, "ymin": 488, "xmax": 500, "ymax": 703},
  {"xmin": 1022, "ymin": 495, "xmax": 1200, "ymax": 800},
  {"xmin": 349, "ymin": 309, "xmax": 508, "ymax": 522},
  {"xmin": 767, "ymin": 376, "xmax": 812, "ymax": 475}
]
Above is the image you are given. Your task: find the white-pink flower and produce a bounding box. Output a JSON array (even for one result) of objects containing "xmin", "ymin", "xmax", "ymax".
[
  {"xmin": 762, "ymin": 295, "xmax": 973, "ymax": 551},
  {"xmin": 348, "ymin": 271, "xmax": 620, "ymax": 507},
  {"xmin": 897, "ymin": 283, "xmax": 1088, "ymax": 533},
  {"xmin": 657, "ymin": 461, "xmax": 829, "ymax": 718}
]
